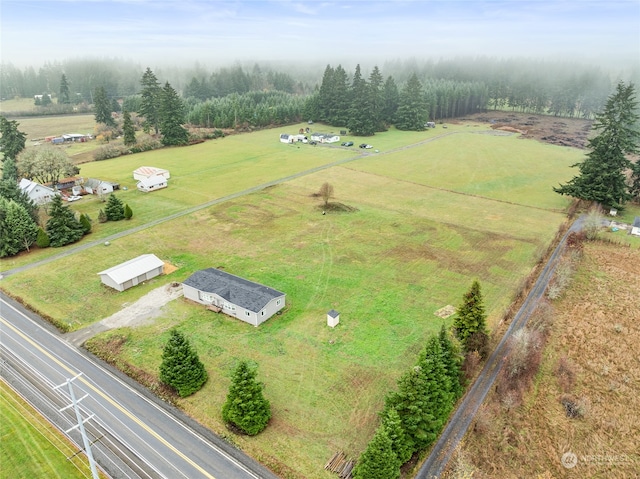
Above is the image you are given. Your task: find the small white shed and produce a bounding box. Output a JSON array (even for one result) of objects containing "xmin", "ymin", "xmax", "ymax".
[
  {"xmin": 137, "ymin": 175, "xmax": 167, "ymax": 192},
  {"xmin": 327, "ymin": 309, "xmax": 340, "ymax": 328},
  {"xmin": 631, "ymin": 217, "xmax": 640, "ymax": 237},
  {"xmin": 97, "ymin": 254, "xmax": 164, "ymax": 292}
]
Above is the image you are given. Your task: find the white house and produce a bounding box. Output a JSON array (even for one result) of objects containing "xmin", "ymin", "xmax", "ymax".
[
  {"xmin": 133, "ymin": 166, "xmax": 170, "ymax": 181},
  {"xmin": 631, "ymin": 217, "xmax": 640, "ymax": 237},
  {"xmin": 97, "ymin": 254, "xmax": 165, "ymax": 292},
  {"xmin": 182, "ymin": 268, "xmax": 286, "ymax": 327},
  {"xmin": 310, "ymin": 133, "xmax": 340, "ymax": 144},
  {"xmin": 280, "ymin": 133, "xmax": 308, "ymax": 144},
  {"xmin": 84, "ymin": 178, "xmax": 114, "ymax": 195},
  {"xmin": 137, "ymin": 175, "xmax": 168, "ymax": 192},
  {"xmin": 18, "ymin": 178, "xmax": 59, "ymax": 204}
]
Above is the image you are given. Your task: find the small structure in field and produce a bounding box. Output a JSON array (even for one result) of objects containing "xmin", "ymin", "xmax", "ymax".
[
  {"xmin": 609, "ymin": 208, "xmax": 618, "ymax": 217},
  {"xmin": 310, "ymin": 132, "xmax": 340, "ymax": 144},
  {"xmin": 97, "ymin": 254, "xmax": 164, "ymax": 292},
  {"xmin": 18, "ymin": 178, "xmax": 59, "ymax": 205},
  {"xmin": 84, "ymin": 178, "xmax": 114, "ymax": 195},
  {"xmin": 327, "ymin": 309, "xmax": 340, "ymax": 328},
  {"xmin": 137, "ymin": 175, "xmax": 168, "ymax": 192},
  {"xmin": 133, "ymin": 166, "xmax": 170, "ymax": 181},
  {"xmin": 631, "ymin": 217, "xmax": 640, "ymax": 237},
  {"xmin": 182, "ymin": 268, "xmax": 285, "ymax": 326}
]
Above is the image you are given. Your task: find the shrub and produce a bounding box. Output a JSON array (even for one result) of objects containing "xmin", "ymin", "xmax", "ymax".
[
  {"xmin": 98, "ymin": 209, "xmax": 107, "ymax": 223},
  {"xmin": 124, "ymin": 203, "xmax": 133, "ymax": 220},
  {"xmin": 36, "ymin": 227, "xmax": 50, "ymax": 248},
  {"xmin": 104, "ymin": 194, "xmax": 125, "ymax": 221},
  {"xmin": 94, "ymin": 143, "xmax": 126, "ymax": 161}
]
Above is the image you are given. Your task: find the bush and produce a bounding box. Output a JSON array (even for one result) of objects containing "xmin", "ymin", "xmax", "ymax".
[
  {"xmin": 124, "ymin": 203, "xmax": 133, "ymax": 220},
  {"xmin": 98, "ymin": 209, "xmax": 107, "ymax": 223},
  {"xmin": 94, "ymin": 143, "xmax": 126, "ymax": 161},
  {"xmin": 104, "ymin": 194, "xmax": 125, "ymax": 221},
  {"xmin": 36, "ymin": 227, "xmax": 50, "ymax": 248}
]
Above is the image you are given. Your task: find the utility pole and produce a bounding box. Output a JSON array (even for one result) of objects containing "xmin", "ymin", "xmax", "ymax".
[{"xmin": 54, "ymin": 373, "xmax": 100, "ymax": 479}]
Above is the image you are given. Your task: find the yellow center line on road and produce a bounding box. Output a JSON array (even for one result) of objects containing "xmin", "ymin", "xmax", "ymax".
[{"xmin": 0, "ymin": 316, "xmax": 217, "ymax": 479}]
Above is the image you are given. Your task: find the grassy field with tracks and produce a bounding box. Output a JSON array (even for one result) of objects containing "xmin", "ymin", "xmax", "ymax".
[
  {"xmin": 0, "ymin": 119, "xmax": 589, "ymax": 478},
  {"xmin": 0, "ymin": 380, "xmax": 105, "ymax": 479}
]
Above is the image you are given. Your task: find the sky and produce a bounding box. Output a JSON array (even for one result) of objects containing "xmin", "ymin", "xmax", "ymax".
[{"xmin": 1, "ymin": 0, "xmax": 639, "ymax": 70}]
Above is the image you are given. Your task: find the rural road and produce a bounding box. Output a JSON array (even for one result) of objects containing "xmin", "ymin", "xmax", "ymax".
[
  {"xmin": 0, "ymin": 292, "xmax": 280, "ymax": 479},
  {"xmin": 415, "ymin": 216, "xmax": 584, "ymax": 478}
]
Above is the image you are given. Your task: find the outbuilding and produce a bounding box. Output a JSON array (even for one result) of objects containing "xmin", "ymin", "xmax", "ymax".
[
  {"xmin": 137, "ymin": 175, "xmax": 168, "ymax": 192},
  {"xmin": 97, "ymin": 254, "xmax": 165, "ymax": 292},
  {"xmin": 631, "ymin": 217, "xmax": 640, "ymax": 237},
  {"xmin": 133, "ymin": 166, "xmax": 170, "ymax": 181},
  {"xmin": 182, "ymin": 268, "xmax": 286, "ymax": 326}
]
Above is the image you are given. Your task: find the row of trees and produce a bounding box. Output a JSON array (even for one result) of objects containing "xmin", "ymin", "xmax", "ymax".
[
  {"xmin": 353, "ymin": 280, "xmax": 488, "ymax": 478},
  {"xmin": 159, "ymin": 330, "xmax": 270, "ymax": 435}
]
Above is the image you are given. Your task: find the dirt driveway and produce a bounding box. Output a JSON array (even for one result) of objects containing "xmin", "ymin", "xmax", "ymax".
[{"xmin": 65, "ymin": 283, "xmax": 183, "ymax": 346}]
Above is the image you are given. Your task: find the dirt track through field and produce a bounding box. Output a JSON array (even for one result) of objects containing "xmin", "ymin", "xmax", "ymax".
[{"xmin": 415, "ymin": 216, "xmax": 584, "ymax": 478}]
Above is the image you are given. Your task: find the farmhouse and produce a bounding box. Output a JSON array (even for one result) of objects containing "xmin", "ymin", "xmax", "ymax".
[
  {"xmin": 310, "ymin": 132, "xmax": 340, "ymax": 144},
  {"xmin": 280, "ymin": 133, "xmax": 308, "ymax": 144},
  {"xmin": 182, "ymin": 268, "xmax": 286, "ymax": 326},
  {"xmin": 631, "ymin": 217, "xmax": 640, "ymax": 237},
  {"xmin": 18, "ymin": 178, "xmax": 59, "ymax": 204},
  {"xmin": 84, "ymin": 178, "xmax": 114, "ymax": 195},
  {"xmin": 133, "ymin": 166, "xmax": 170, "ymax": 181},
  {"xmin": 97, "ymin": 254, "xmax": 164, "ymax": 292},
  {"xmin": 137, "ymin": 175, "xmax": 168, "ymax": 192}
]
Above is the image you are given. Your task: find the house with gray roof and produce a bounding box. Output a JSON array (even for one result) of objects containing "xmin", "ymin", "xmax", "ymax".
[{"xmin": 182, "ymin": 268, "xmax": 285, "ymax": 326}]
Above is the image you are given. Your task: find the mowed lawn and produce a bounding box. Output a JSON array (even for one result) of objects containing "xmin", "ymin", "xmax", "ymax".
[
  {"xmin": 1, "ymin": 124, "xmax": 579, "ymax": 478},
  {"xmin": 0, "ymin": 380, "xmax": 104, "ymax": 479}
]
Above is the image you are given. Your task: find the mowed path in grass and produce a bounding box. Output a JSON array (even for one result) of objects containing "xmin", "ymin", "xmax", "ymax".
[{"xmin": 0, "ymin": 123, "xmax": 582, "ymax": 478}]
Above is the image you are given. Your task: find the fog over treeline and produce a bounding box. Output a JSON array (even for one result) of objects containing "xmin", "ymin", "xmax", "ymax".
[{"xmin": 2, "ymin": 56, "xmax": 638, "ymax": 122}]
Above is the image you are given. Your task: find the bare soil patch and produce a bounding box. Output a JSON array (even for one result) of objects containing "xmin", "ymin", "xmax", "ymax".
[{"xmin": 458, "ymin": 112, "xmax": 593, "ymax": 149}]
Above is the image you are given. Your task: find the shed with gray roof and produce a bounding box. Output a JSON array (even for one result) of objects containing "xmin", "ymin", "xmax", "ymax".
[
  {"xmin": 182, "ymin": 268, "xmax": 285, "ymax": 326},
  {"xmin": 631, "ymin": 216, "xmax": 640, "ymax": 237},
  {"xmin": 98, "ymin": 254, "xmax": 164, "ymax": 291}
]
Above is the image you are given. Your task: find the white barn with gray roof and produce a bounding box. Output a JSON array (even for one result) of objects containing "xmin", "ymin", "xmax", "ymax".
[
  {"xmin": 182, "ymin": 268, "xmax": 285, "ymax": 326},
  {"xmin": 97, "ymin": 254, "xmax": 164, "ymax": 291}
]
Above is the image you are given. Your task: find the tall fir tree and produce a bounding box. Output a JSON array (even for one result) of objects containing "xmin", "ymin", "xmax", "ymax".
[
  {"xmin": 0, "ymin": 197, "xmax": 38, "ymax": 257},
  {"xmin": 0, "ymin": 115, "xmax": 27, "ymax": 162},
  {"xmin": 352, "ymin": 425, "xmax": 400, "ymax": 479},
  {"xmin": 347, "ymin": 64, "xmax": 375, "ymax": 136},
  {"xmin": 222, "ymin": 360, "xmax": 271, "ymax": 436},
  {"xmin": 395, "ymin": 73, "xmax": 427, "ymax": 131},
  {"xmin": 316, "ymin": 65, "xmax": 335, "ymax": 123},
  {"xmin": 380, "ymin": 407, "xmax": 412, "ymax": 467},
  {"xmin": 159, "ymin": 329, "xmax": 208, "ymax": 398},
  {"xmin": 438, "ymin": 324, "xmax": 463, "ymax": 399},
  {"xmin": 93, "ymin": 86, "xmax": 115, "ymax": 127},
  {"xmin": 139, "ymin": 68, "xmax": 162, "ymax": 135},
  {"xmin": 554, "ymin": 82, "xmax": 639, "ymax": 209},
  {"xmin": 45, "ymin": 196, "xmax": 85, "ymax": 247},
  {"xmin": 453, "ymin": 280, "xmax": 488, "ymax": 349},
  {"xmin": 104, "ymin": 194, "xmax": 125, "ymax": 221},
  {"xmin": 630, "ymin": 160, "xmax": 640, "ymax": 203},
  {"xmin": 122, "ymin": 109, "xmax": 136, "ymax": 146},
  {"xmin": 382, "ymin": 76, "xmax": 400, "ymax": 126},
  {"xmin": 0, "ymin": 157, "xmax": 38, "ymax": 222},
  {"xmin": 59, "ymin": 74, "xmax": 71, "ymax": 104},
  {"xmin": 159, "ymin": 82, "xmax": 189, "ymax": 146},
  {"xmin": 368, "ymin": 66, "xmax": 386, "ymax": 132}
]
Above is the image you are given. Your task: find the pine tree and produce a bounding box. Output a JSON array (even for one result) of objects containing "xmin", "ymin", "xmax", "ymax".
[
  {"xmin": 554, "ymin": 82, "xmax": 639, "ymax": 209},
  {"xmin": 159, "ymin": 329, "xmax": 208, "ymax": 398},
  {"xmin": 395, "ymin": 73, "xmax": 427, "ymax": 131},
  {"xmin": 630, "ymin": 161, "xmax": 640, "ymax": 203},
  {"xmin": 45, "ymin": 196, "xmax": 85, "ymax": 247},
  {"xmin": 104, "ymin": 194, "xmax": 125, "ymax": 221},
  {"xmin": 453, "ymin": 280, "xmax": 488, "ymax": 350},
  {"xmin": 98, "ymin": 209, "xmax": 107, "ymax": 223},
  {"xmin": 124, "ymin": 203, "xmax": 133, "ymax": 220},
  {"xmin": 93, "ymin": 86, "xmax": 115, "ymax": 127},
  {"xmin": 79, "ymin": 213, "xmax": 92, "ymax": 234},
  {"xmin": 0, "ymin": 157, "xmax": 38, "ymax": 222},
  {"xmin": 0, "ymin": 197, "xmax": 38, "ymax": 257},
  {"xmin": 347, "ymin": 64, "xmax": 375, "ymax": 136},
  {"xmin": 159, "ymin": 82, "xmax": 189, "ymax": 146},
  {"xmin": 438, "ymin": 325, "xmax": 463, "ymax": 399},
  {"xmin": 369, "ymin": 66, "xmax": 386, "ymax": 132},
  {"xmin": 139, "ymin": 67, "xmax": 162, "ymax": 135},
  {"xmin": 0, "ymin": 116, "xmax": 27, "ymax": 162},
  {"xmin": 380, "ymin": 407, "xmax": 412, "ymax": 466},
  {"xmin": 122, "ymin": 109, "xmax": 136, "ymax": 146},
  {"xmin": 36, "ymin": 227, "xmax": 50, "ymax": 248},
  {"xmin": 352, "ymin": 425, "xmax": 400, "ymax": 479},
  {"xmin": 222, "ymin": 360, "xmax": 271, "ymax": 436},
  {"xmin": 59, "ymin": 74, "xmax": 71, "ymax": 104}
]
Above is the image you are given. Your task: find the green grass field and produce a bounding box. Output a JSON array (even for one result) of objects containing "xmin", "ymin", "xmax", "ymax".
[
  {"xmin": 0, "ymin": 380, "xmax": 104, "ymax": 479},
  {"xmin": 0, "ymin": 121, "xmax": 598, "ymax": 478}
]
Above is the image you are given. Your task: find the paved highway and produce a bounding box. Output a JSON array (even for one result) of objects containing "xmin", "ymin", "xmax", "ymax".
[{"xmin": 0, "ymin": 292, "xmax": 279, "ymax": 479}]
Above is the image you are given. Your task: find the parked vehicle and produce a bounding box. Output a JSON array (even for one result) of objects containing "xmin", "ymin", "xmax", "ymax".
[
  {"xmin": 341, "ymin": 141, "xmax": 354, "ymax": 147},
  {"xmin": 359, "ymin": 143, "xmax": 373, "ymax": 149}
]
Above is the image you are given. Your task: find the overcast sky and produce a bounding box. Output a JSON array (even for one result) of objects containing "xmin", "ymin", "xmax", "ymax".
[{"xmin": 1, "ymin": 0, "xmax": 638, "ymax": 70}]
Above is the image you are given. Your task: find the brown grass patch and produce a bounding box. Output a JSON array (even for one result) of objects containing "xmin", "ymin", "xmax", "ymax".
[
  {"xmin": 163, "ymin": 262, "xmax": 178, "ymax": 275},
  {"xmin": 456, "ymin": 241, "xmax": 640, "ymax": 477}
]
